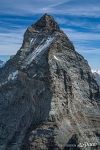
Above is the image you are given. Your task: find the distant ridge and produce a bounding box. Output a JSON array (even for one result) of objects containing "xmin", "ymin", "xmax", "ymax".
[
  {"xmin": 92, "ymin": 70, "xmax": 100, "ymax": 86},
  {"xmin": 0, "ymin": 55, "xmax": 10, "ymax": 62}
]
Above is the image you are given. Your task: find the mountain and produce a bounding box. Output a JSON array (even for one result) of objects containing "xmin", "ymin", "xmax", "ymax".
[
  {"xmin": 0, "ymin": 14, "xmax": 100, "ymax": 150},
  {"xmin": 93, "ymin": 70, "xmax": 100, "ymax": 86}
]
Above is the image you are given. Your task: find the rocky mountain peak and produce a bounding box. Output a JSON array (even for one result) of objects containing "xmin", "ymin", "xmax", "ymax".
[
  {"xmin": 32, "ymin": 13, "xmax": 60, "ymax": 31},
  {"xmin": 18, "ymin": 14, "xmax": 67, "ymax": 64},
  {"xmin": 0, "ymin": 14, "xmax": 100, "ymax": 150}
]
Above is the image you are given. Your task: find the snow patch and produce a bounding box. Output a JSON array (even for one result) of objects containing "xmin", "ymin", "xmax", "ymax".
[
  {"xmin": 30, "ymin": 38, "xmax": 37, "ymax": 46},
  {"xmin": 0, "ymin": 71, "xmax": 18, "ymax": 87},
  {"xmin": 54, "ymin": 55, "xmax": 60, "ymax": 61},
  {"xmin": 24, "ymin": 36, "xmax": 54, "ymax": 66},
  {"xmin": 8, "ymin": 70, "xmax": 18, "ymax": 81},
  {"xmin": 30, "ymin": 38, "xmax": 34, "ymax": 44},
  {"xmin": 33, "ymin": 74, "xmax": 37, "ymax": 78},
  {"xmin": 92, "ymin": 69, "xmax": 100, "ymax": 75},
  {"xmin": 0, "ymin": 81, "xmax": 8, "ymax": 87}
]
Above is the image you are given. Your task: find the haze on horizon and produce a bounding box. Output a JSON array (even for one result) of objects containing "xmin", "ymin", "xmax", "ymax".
[{"xmin": 0, "ymin": 0, "xmax": 100, "ymax": 70}]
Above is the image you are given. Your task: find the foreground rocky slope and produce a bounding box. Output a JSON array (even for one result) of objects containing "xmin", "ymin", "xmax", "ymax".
[{"xmin": 0, "ymin": 14, "xmax": 100, "ymax": 150}]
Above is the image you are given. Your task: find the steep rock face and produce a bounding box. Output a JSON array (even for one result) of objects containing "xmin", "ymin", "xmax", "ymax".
[{"xmin": 0, "ymin": 14, "xmax": 100, "ymax": 150}]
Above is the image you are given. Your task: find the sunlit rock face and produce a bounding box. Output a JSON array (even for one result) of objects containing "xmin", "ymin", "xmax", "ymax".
[{"xmin": 0, "ymin": 14, "xmax": 100, "ymax": 150}]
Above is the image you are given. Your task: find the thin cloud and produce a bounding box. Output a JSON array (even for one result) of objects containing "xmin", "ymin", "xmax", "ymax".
[
  {"xmin": 0, "ymin": 0, "xmax": 100, "ymax": 17},
  {"xmin": 0, "ymin": 28, "xmax": 25, "ymax": 55},
  {"xmin": 63, "ymin": 28, "xmax": 100, "ymax": 41},
  {"xmin": 56, "ymin": 17, "xmax": 100, "ymax": 31},
  {"xmin": 0, "ymin": 0, "xmax": 72, "ymax": 15},
  {"xmin": 77, "ymin": 47, "xmax": 100, "ymax": 54}
]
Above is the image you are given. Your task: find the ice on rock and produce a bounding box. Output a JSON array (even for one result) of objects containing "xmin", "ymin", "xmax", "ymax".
[
  {"xmin": 0, "ymin": 71, "xmax": 18, "ymax": 87},
  {"xmin": 23, "ymin": 36, "xmax": 54, "ymax": 67},
  {"xmin": 30, "ymin": 38, "xmax": 36, "ymax": 46},
  {"xmin": 8, "ymin": 70, "xmax": 18, "ymax": 81},
  {"xmin": 92, "ymin": 69, "xmax": 100, "ymax": 75},
  {"xmin": 54, "ymin": 55, "xmax": 60, "ymax": 61}
]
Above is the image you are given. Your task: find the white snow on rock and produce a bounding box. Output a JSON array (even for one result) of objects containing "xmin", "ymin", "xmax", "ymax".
[
  {"xmin": 0, "ymin": 71, "xmax": 18, "ymax": 87},
  {"xmin": 54, "ymin": 55, "xmax": 60, "ymax": 61},
  {"xmin": 92, "ymin": 70, "xmax": 100, "ymax": 86},
  {"xmin": 92, "ymin": 69, "xmax": 100, "ymax": 75},
  {"xmin": 33, "ymin": 74, "xmax": 37, "ymax": 78},
  {"xmin": 30, "ymin": 38, "xmax": 34, "ymax": 44},
  {"xmin": 23, "ymin": 36, "xmax": 54, "ymax": 66},
  {"xmin": 8, "ymin": 70, "xmax": 18, "ymax": 81},
  {"xmin": 0, "ymin": 81, "xmax": 8, "ymax": 87},
  {"xmin": 30, "ymin": 38, "xmax": 37, "ymax": 46}
]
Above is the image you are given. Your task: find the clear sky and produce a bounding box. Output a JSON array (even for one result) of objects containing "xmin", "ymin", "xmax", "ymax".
[{"xmin": 0, "ymin": 0, "xmax": 100, "ymax": 69}]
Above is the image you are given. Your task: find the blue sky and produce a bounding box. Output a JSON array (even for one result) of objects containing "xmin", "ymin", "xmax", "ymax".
[{"xmin": 0, "ymin": 0, "xmax": 100, "ymax": 69}]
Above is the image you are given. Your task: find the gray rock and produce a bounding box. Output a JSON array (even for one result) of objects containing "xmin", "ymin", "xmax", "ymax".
[{"xmin": 0, "ymin": 14, "xmax": 100, "ymax": 150}]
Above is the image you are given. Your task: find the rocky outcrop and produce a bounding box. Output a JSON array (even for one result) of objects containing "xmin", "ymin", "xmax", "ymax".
[{"xmin": 0, "ymin": 14, "xmax": 100, "ymax": 150}]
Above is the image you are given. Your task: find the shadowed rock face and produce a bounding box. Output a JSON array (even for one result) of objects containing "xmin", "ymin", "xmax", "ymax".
[{"xmin": 0, "ymin": 14, "xmax": 100, "ymax": 150}]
